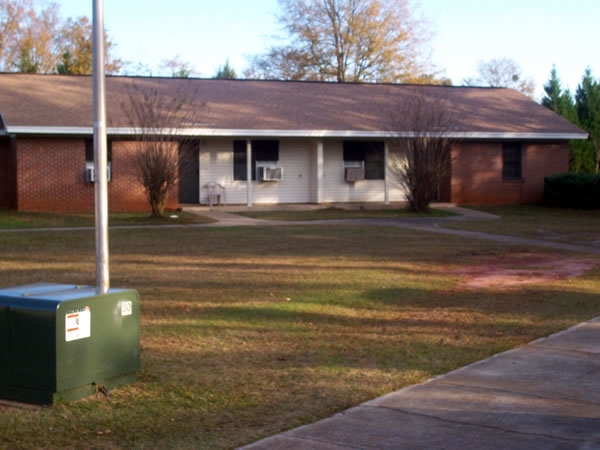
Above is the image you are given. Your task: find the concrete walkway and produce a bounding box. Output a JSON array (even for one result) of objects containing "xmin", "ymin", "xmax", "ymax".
[
  {"xmin": 383, "ymin": 221, "xmax": 600, "ymax": 256},
  {"xmin": 242, "ymin": 317, "xmax": 600, "ymax": 449},
  {"xmin": 189, "ymin": 205, "xmax": 600, "ymax": 255}
]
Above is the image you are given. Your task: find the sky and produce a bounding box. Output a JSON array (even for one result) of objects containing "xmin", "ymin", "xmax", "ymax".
[{"xmin": 56, "ymin": 0, "xmax": 599, "ymax": 100}]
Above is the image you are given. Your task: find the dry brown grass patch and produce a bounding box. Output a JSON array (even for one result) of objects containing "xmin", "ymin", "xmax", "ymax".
[{"xmin": 451, "ymin": 252, "xmax": 598, "ymax": 290}]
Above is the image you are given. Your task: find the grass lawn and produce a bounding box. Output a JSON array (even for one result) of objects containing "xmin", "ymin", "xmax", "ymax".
[
  {"xmin": 442, "ymin": 205, "xmax": 600, "ymax": 247},
  {"xmin": 0, "ymin": 211, "xmax": 215, "ymax": 229},
  {"xmin": 0, "ymin": 220, "xmax": 599, "ymax": 448},
  {"xmin": 237, "ymin": 206, "xmax": 454, "ymax": 221}
]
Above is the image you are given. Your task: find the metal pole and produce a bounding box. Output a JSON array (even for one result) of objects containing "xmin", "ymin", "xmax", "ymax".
[{"xmin": 93, "ymin": 0, "xmax": 109, "ymax": 294}]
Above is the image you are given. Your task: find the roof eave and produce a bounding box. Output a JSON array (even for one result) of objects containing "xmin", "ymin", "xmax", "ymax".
[{"xmin": 4, "ymin": 126, "xmax": 589, "ymax": 141}]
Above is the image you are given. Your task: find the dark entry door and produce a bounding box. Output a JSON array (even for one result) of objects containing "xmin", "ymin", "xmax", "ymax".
[{"xmin": 179, "ymin": 142, "xmax": 200, "ymax": 204}]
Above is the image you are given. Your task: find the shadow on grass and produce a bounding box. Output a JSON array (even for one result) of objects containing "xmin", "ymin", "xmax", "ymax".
[{"xmin": 141, "ymin": 287, "xmax": 600, "ymax": 345}]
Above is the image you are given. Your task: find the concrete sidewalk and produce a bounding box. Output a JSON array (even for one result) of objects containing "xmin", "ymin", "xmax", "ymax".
[
  {"xmin": 243, "ymin": 318, "xmax": 600, "ymax": 449},
  {"xmin": 190, "ymin": 206, "xmax": 600, "ymax": 255}
]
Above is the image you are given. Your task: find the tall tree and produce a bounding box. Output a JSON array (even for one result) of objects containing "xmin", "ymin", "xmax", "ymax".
[
  {"xmin": 248, "ymin": 0, "xmax": 435, "ymax": 83},
  {"xmin": 543, "ymin": 66, "xmax": 566, "ymax": 113},
  {"xmin": 542, "ymin": 66, "xmax": 579, "ymax": 122},
  {"xmin": 56, "ymin": 16, "xmax": 121, "ymax": 75},
  {"xmin": 0, "ymin": 0, "xmax": 120, "ymax": 74},
  {"xmin": 0, "ymin": 0, "xmax": 29, "ymax": 71},
  {"xmin": 10, "ymin": 1, "xmax": 62, "ymax": 73},
  {"xmin": 576, "ymin": 68, "xmax": 600, "ymax": 172},
  {"xmin": 542, "ymin": 67, "xmax": 596, "ymax": 173},
  {"xmin": 469, "ymin": 58, "xmax": 535, "ymax": 98}
]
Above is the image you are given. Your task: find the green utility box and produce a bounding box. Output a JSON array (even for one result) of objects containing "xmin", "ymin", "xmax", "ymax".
[{"xmin": 0, "ymin": 283, "xmax": 140, "ymax": 405}]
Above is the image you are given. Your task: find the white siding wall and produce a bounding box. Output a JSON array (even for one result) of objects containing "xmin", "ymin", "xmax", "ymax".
[
  {"xmin": 198, "ymin": 139, "xmax": 311, "ymax": 205},
  {"xmin": 321, "ymin": 141, "xmax": 407, "ymax": 203},
  {"xmin": 387, "ymin": 146, "xmax": 408, "ymax": 202},
  {"xmin": 198, "ymin": 139, "xmax": 233, "ymax": 204},
  {"xmin": 196, "ymin": 138, "xmax": 407, "ymax": 205}
]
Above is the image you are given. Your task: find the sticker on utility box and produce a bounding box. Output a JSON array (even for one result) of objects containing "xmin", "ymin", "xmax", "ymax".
[
  {"xmin": 121, "ymin": 301, "xmax": 133, "ymax": 316},
  {"xmin": 65, "ymin": 307, "xmax": 91, "ymax": 342}
]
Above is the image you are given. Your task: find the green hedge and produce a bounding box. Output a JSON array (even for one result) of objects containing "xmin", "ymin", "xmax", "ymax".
[{"xmin": 544, "ymin": 173, "xmax": 600, "ymax": 209}]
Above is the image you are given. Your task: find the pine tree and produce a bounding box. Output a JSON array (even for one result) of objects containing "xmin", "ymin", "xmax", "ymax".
[
  {"xmin": 542, "ymin": 66, "xmax": 577, "ymax": 120},
  {"xmin": 576, "ymin": 68, "xmax": 600, "ymax": 172},
  {"xmin": 542, "ymin": 67, "xmax": 596, "ymax": 172},
  {"xmin": 542, "ymin": 66, "xmax": 563, "ymax": 111},
  {"xmin": 214, "ymin": 59, "xmax": 236, "ymax": 79}
]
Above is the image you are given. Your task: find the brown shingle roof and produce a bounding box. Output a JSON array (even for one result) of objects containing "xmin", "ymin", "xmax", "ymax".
[{"xmin": 0, "ymin": 73, "xmax": 586, "ymax": 138}]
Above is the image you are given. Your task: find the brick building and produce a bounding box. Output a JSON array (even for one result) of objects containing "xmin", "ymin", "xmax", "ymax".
[{"xmin": 0, "ymin": 74, "xmax": 587, "ymax": 212}]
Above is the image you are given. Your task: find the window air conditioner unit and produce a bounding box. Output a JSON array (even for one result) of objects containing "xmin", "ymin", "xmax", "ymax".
[
  {"xmin": 345, "ymin": 167, "xmax": 365, "ymax": 183},
  {"xmin": 257, "ymin": 165, "xmax": 283, "ymax": 182},
  {"xmin": 86, "ymin": 167, "xmax": 95, "ymax": 183},
  {"xmin": 86, "ymin": 162, "xmax": 112, "ymax": 183}
]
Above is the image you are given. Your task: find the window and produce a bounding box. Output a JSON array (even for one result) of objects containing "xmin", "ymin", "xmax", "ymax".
[
  {"xmin": 233, "ymin": 140, "xmax": 279, "ymax": 181},
  {"xmin": 502, "ymin": 142, "xmax": 522, "ymax": 180},
  {"xmin": 85, "ymin": 138, "xmax": 112, "ymax": 164},
  {"xmin": 343, "ymin": 141, "xmax": 384, "ymax": 180},
  {"xmin": 233, "ymin": 140, "xmax": 247, "ymax": 180},
  {"xmin": 85, "ymin": 138, "xmax": 112, "ymax": 183}
]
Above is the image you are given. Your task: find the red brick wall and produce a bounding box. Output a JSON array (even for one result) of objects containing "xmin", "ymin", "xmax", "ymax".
[
  {"xmin": 0, "ymin": 137, "xmax": 17, "ymax": 209},
  {"xmin": 110, "ymin": 140, "xmax": 179, "ymax": 212},
  {"xmin": 16, "ymin": 137, "xmax": 179, "ymax": 212},
  {"xmin": 14, "ymin": 137, "xmax": 569, "ymax": 210},
  {"xmin": 521, "ymin": 142, "xmax": 569, "ymax": 203},
  {"xmin": 450, "ymin": 141, "xmax": 569, "ymax": 205}
]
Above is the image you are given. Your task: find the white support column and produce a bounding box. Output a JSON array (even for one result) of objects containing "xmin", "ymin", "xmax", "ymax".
[
  {"xmin": 384, "ymin": 141, "xmax": 390, "ymax": 205},
  {"xmin": 246, "ymin": 140, "xmax": 252, "ymax": 207},
  {"xmin": 316, "ymin": 140, "xmax": 324, "ymax": 204}
]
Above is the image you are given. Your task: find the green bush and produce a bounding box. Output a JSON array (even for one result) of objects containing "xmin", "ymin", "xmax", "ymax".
[{"xmin": 544, "ymin": 172, "xmax": 600, "ymax": 209}]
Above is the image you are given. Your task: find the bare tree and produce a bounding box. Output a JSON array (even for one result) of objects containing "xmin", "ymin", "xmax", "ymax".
[
  {"xmin": 389, "ymin": 93, "xmax": 454, "ymax": 212},
  {"xmin": 120, "ymin": 82, "xmax": 203, "ymax": 218},
  {"xmin": 467, "ymin": 58, "xmax": 535, "ymax": 98},
  {"xmin": 160, "ymin": 55, "xmax": 194, "ymax": 78}
]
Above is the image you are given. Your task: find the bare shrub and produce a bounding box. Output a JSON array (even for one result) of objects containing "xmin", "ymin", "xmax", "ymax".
[
  {"xmin": 121, "ymin": 81, "xmax": 202, "ymax": 217},
  {"xmin": 389, "ymin": 93, "xmax": 455, "ymax": 212}
]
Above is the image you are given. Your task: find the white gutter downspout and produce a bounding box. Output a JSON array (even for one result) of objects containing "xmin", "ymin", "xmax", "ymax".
[{"xmin": 246, "ymin": 140, "xmax": 252, "ymax": 207}]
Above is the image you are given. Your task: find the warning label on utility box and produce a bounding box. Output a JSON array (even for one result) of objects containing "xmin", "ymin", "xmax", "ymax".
[{"xmin": 65, "ymin": 307, "xmax": 91, "ymax": 342}]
